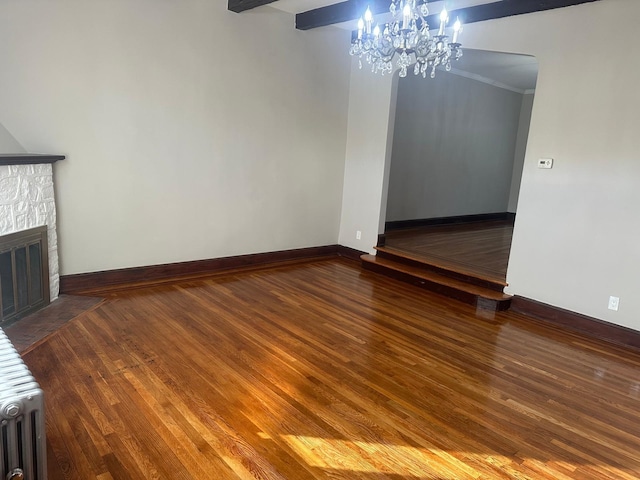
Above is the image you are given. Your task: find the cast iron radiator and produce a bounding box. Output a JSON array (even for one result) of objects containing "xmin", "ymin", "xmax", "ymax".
[{"xmin": 0, "ymin": 328, "xmax": 46, "ymax": 480}]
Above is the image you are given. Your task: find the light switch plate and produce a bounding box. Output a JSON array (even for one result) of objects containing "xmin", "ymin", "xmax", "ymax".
[{"xmin": 538, "ymin": 158, "xmax": 553, "ymax": 169}]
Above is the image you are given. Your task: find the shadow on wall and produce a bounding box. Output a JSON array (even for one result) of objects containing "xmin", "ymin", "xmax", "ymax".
[
  {"xmin": 384, "ymin": 49, "xmax": 538, "ymax": 226},
  {"xmin": 0, "ymin": 121, "xmax": 26, "ymax": 153}
]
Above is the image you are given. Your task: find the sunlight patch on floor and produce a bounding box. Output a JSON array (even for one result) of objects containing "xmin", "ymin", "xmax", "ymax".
[{"xmin": 279, "ymin": 434, "xmax": 484, "ymax": 477}]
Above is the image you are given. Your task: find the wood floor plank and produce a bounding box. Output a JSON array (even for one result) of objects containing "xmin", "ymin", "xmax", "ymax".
[{"xmin": 15, "ymin": 258, "xmax": 640, "ymax": 479}]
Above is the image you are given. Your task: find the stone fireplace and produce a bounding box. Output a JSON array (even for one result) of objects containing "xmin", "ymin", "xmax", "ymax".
[{"xmin": 0, "ymin": 154, "xmax": 65, "ymax": 324}]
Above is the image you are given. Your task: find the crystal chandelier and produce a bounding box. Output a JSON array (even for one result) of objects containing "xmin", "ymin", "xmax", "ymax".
[{"xmin": 349, "ymin": 0, "xmax": 463, "ymax": 79}]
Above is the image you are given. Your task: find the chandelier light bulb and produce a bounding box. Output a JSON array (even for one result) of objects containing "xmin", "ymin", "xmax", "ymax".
[
  {"xmin": 357, "ymin": 17, "xmax": 364, "ymax": 39},
  {"xmin": 364, "ymin": 7, "xmax": 373, "ymax": 22},
  {"xmin": 364, "ymin": 6, "xmax": 373, "ymax": 33},
  {"xmin": 438, "ymin": 7, "xmax": 448, "ymax": 35},
  {"xmin": 452, "ymin": 18, "xmax": 462, "ymax": 43},
  {"xmin": 373, "ymin": 24, "xmax": 381, "ymax": 38},
  {"xmin": 402, "ymin": 3, "xmax": 412, "ymax": 28}
]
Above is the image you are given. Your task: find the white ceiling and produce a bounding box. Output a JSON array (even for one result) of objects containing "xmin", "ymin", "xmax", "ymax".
[
  {"xmin": 270, "ymin": 0, "xmax": 340, "ymax": 14},
  {"xmin": 267, "ymin": 0, "xmax": 538, "ymax": 92},
  {"xmin": 451, "ymin": 49, "xmax": 538, "ymax": 92}
]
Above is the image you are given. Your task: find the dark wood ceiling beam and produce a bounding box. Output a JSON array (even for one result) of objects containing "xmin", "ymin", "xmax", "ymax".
[
  {"xmin": 228, "ymin": 0, "xmax": 278, "ymax": 13},
  {"xmin": 296, "ymin": 0, "xmax": 602, "ymax": 30},
  {"xmin": 294, "ymin": 0, "xmax": 390, "ymax": 29}
]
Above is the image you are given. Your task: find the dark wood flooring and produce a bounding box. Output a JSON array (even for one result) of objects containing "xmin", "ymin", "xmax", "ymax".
[
  {"xmin": 383, "ymin": 221, "xmax": 514, "ymax": 284},
  {"xmin": 9, "ymin": 258, "xmax": 640, "ymax": 479}
]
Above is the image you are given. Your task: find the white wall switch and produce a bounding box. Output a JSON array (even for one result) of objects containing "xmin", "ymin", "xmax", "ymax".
[
  {"xmin": 538, "ymin": 158, "xmax": 553, "ymax": 169},
  {"xmin": 608, "ymin": 296, "xmax": 620, "ymax": 311},
  {"xmin": 356, "ymin": 230, "xmax": 362, "ymax": 240}
]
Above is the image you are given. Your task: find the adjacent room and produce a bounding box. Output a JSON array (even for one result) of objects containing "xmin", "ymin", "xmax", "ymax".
[
  {"xmin": 375, "ymin": 48, "xmax": 537, "ymax": 305},
  {"xmin": 1, "ymin": 0, "xmax": 639, "ymax": 478}
]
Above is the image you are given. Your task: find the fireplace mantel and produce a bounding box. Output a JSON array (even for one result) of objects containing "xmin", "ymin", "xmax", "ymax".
[{"xmin": 0, "ymin": 154, "xmax": 65, "ymax": 166}]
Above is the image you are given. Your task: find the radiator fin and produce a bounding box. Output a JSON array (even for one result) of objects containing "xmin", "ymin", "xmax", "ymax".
[{"xmin": 0, "ymin": 328, "xmax": 46, "ymax": 480}]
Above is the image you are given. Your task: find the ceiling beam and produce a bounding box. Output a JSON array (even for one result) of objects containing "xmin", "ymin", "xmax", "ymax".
[
  {"xmin": 228, "ymin": 0, "xmax": 278, "ymax": 13},
  {"xmin": 295, "ymin": 0, "xmax": 602, "ymax": 30},
  {"xmin": 295, "ymin": 0, "xmax": 390, "ymax": 29}
]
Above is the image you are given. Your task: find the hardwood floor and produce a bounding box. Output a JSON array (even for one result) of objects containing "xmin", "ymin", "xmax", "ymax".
[
  {"xmin": 16, "ymin": 258, "xmax": 640, "ymax": 479},
  {"xmin": 383, "ymin": 221, "xmax": 514, "ymax": 283}
]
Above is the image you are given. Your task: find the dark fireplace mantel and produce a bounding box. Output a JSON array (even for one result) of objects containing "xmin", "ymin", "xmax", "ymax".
[{"xmin": 0, "ymin": 154, "xmax": 65, "ymax": 166}]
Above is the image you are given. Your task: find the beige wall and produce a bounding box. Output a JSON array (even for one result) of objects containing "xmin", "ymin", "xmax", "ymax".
[
  {"xmin": 0, "ymin": 0, "xmax": 351, "ymax": 274},
  {"xmin": 339, "ymin": 0, "xmax": 640, "ymax": 331},
  {"xmin": 338, "ymin": 66, "xmax": 396, "ymax": 251}
]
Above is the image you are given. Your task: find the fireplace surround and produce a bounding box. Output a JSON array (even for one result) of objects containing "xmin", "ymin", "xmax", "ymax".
[{"xmin": 0, "ymin": 154, "xmax": 64, "ymax": 324}]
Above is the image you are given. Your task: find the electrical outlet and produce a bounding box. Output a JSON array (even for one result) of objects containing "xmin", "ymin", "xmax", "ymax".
[
  {"xmin": 538, "ymin": 158, "xmax": 553, "ymax": 169},
  {"xmin": 608, "ymin": 296, "xmax": 620, "ymax": 311},
  {"xmin": 356, "ymin": 230, "xmax": 362, "ymax": 240}
]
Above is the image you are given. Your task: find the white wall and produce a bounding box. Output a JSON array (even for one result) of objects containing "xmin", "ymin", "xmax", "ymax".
[
  {"xmin": 339, "ymin": 0, "xmax": 640, "ymax": 331},
  {"xmin": 0, "ymin": 0, "xmax": 351, "ymax": 275},
  {"xmin": 386, "ymin": 71, "xmax": 522, "ymax": 221},
  {"xmin": 507, "ymin": 92, "xmax": 535, "ymax": 212},
  {"xmin": 338, "ymin": 66, "xmax": 395, "ymax": 253},
  {"xmin": 0, "ymin": 123, "xmax": 25, "ymax": 153}
]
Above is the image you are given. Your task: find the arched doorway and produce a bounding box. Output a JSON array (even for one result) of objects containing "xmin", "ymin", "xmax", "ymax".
[{"xmin": 371, "ymin": 49, "xmax": 538, "ymax": 307}]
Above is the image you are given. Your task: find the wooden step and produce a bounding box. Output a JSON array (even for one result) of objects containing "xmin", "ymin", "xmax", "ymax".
[
  {"xmin": 374, "ymin": 245, "xmax": 507, "ymax": 292},
  {"xmin": 361, "ymin": 254, "xmax": 512, "ymax": 311}
]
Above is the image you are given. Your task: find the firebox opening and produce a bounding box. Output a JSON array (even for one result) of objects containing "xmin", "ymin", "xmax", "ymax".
[{"xmin": 0, "ymin": 225, "xmax": 50, "ymax": 327}]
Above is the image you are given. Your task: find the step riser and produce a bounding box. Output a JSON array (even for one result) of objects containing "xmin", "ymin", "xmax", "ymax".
[
  {"xmin": 362, "ymin": 259, "xmax": 511, "ymax": 312},
  {"xmin": 375, "ymin": 250, "xmax": 505, "ymax": 293}
]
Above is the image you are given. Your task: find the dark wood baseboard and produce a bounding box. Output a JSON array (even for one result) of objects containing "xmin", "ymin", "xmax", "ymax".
[
  {"xmin": 511, "ymin": 296, "xmax": 640, "ymax": 352},
  {"xmin": 336, "ymin": 245, "xmax": 368, "ymax": 261},
  {"xmin": 60, "ymin": 245, "xmax": 368, "ymax": 295},
  {"xmin": 385, "ymin": 212, "xmax": 515, "ymax": 232}
]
